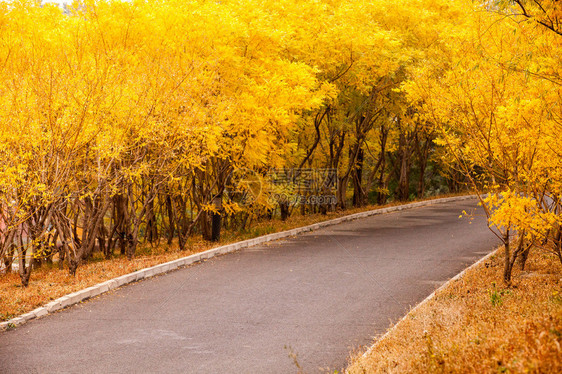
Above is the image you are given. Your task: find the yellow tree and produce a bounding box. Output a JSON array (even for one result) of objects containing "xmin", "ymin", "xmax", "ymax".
[{"xmin": 404, "ymin": 0, "xmax": 562, "ymax": 283}]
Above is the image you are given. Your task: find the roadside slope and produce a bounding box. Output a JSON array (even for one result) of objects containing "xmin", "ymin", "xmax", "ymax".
[{"xmin": 347, "ymin": 248, "xmax": 562, "ymax": 373}]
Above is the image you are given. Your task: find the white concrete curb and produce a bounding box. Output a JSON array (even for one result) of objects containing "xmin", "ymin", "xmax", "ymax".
[
  {"xmin": 353, "ymin": 244, "xmax": 499, "ymax": 368},
  {"xmin": 0, "ymin": 194, "xmax": 477, "ymax": 332}
]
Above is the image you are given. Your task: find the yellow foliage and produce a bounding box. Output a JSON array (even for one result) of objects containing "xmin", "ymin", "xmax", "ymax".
[{"xmin": 404, "ymin": 0, "xmax": 562, "ymax": 262}]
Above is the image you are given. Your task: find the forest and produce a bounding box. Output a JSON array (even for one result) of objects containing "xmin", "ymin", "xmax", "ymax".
[{"xmin": 0, "ymin": 0, "xmax": 560, "ymax": 286}]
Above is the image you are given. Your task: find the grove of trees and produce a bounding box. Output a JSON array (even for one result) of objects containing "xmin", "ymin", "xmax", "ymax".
[{"xmin": 0, "ymin": 0, "xmax": 560, "ymax": 286}]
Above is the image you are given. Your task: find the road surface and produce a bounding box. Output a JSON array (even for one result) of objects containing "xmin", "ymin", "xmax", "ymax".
[{"xmin": 0, "ymin": 198, "xmax": 498, "ymax": 373}]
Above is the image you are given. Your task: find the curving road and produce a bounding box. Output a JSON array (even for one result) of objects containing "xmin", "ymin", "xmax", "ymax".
[{"xmin": 0, "ymin": 198, "xmax": 498, "ymax": 373}]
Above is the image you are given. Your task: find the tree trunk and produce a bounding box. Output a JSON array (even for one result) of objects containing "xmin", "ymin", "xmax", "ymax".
[
  {"xmin": 352, "ymin": 147, "xmax": 365, "ymax": 207},
  {"xmin": 280, "ymin": 202, "xmax": 290, "ymax": 221},
  {"xmin": 376, "ymin": 127, "xmax": 388, "ymax": 205},
  {"xmin": 337, "ymin": 175, "xmax": 348, "ymax": 210},
  {"xmin": 503, "ymin": 234, "xmax": 511, "ymax": 284},
  {"xmin": 416, "ymin": 135, "xmax": 432, "ymax": 198},
  {"xmin": 201, "ymin": 211, "xmax": 212, "ymax": 241},
  {"xmin": 145, "ymin": 198, "xmax": 158, "ymax": 244},
  {"xmin": 114, "ymin": 193, "xmax": 129, "ymax": 256},
  {"xmin": 18, "ymin": 240, "xmax": 34, "ymax": 288},
  {"xmin": 397, "ymin": 131, "xmax": 412, "ymax": 201},
  {"xmin": 166, "ymin": 194, "xmax": 175, "ymax": 245}
]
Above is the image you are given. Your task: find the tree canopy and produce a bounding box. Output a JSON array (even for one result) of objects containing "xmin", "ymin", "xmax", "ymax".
[{"xmin": 0, "ymin": 0, "xmax": 560, "ymax": 285}]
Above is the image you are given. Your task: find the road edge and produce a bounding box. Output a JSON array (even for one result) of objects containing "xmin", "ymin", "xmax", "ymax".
[
  {"xmin": 350, "ymin": 244, "xmax": 499, "ymax": 370},
  {"xmin": 1, "ymin": 194, "xmax": 477, "ymax": 332}
]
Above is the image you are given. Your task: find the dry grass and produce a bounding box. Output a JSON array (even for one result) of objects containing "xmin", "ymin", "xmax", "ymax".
[
  {"xmin": 347, "ymin": 249, "xmax": 562, "ymax": 374},
  {"xmin": 0, "ymin": 192, "xmax": 469, "ymax": 322},
  {"xmin": 0, "ymin": 241, "xmax": 211, "ymax": 321}
]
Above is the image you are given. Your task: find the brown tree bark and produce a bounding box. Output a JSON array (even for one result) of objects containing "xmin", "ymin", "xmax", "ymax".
[{"xmin": 352, "ymin": 147, "xmax": 365, "ymax": 207}]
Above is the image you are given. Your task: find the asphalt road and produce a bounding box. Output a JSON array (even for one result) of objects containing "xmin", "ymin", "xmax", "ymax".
[{"xmin": 0, "ymin": 198, "xmax": 498, "ymax": 373}]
